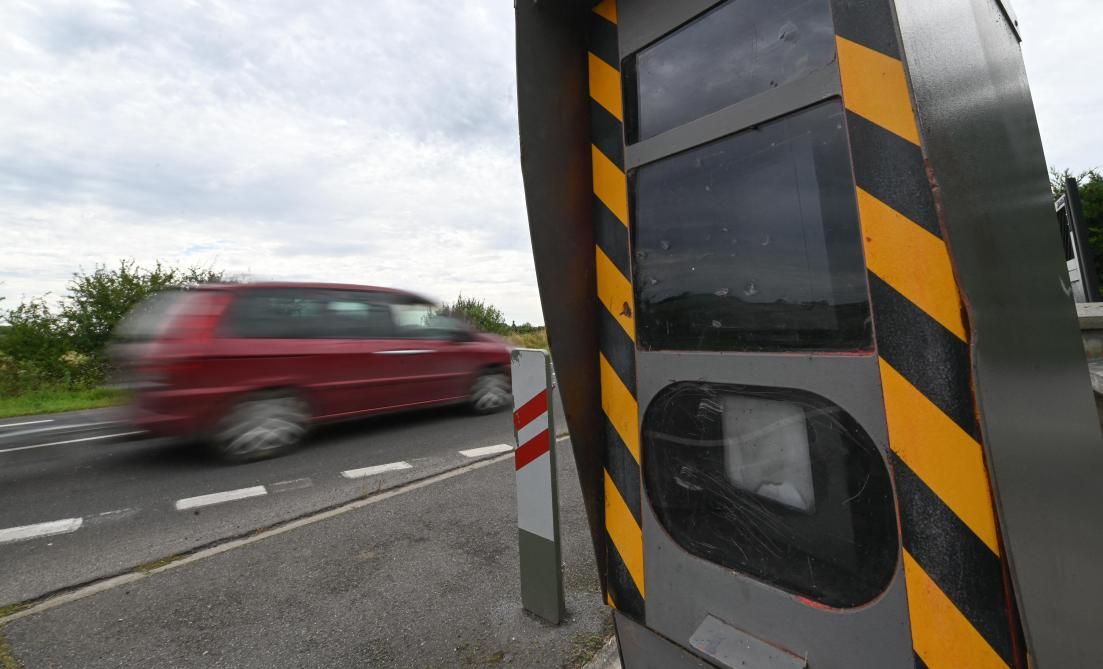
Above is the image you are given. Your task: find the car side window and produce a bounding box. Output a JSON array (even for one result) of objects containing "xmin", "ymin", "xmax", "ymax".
[
  {"xmin": 220, "ymin": 290, "xmax": 326, "ymax": 338},
  {"xmin": 220, "ymin": 289, "xmax": 396, "ymax": 339},
  {"xmin": 389, "ymin": 303, "xmax": 466, "ymax": 340},
  {"xmin": 316, "ymin": 293, "xmax": 396, "ymax": 339}
]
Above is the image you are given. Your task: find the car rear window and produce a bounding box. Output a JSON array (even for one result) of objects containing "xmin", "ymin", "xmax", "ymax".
[{"xmin": 114, "ymin": 290, "xmax": 213, "ymax": 342}]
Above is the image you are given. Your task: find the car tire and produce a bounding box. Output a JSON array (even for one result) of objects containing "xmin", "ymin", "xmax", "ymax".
[
  {"xmin": 211, "ymin": 391, "xmax": 309, "ymax": 463},
  {"xmin": 469, "ymin": 371, "xmax": 511, "ymax": 415}
]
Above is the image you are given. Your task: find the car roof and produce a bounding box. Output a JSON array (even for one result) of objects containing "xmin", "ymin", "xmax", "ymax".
[{"xmin": 191, "ymin": 282, "xmax": 433, "ymax": 303}]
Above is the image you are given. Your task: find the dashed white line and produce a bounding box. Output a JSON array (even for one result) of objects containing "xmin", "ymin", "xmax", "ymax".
[
  {"xmin": 175, "ymin": 486, "xmax": 268, "ymax": 511},
  {"xmin": 0, "ymin": 419, "xmax": 54, "ymax": 429},
  {"xmin": 341, "ymin": 461, "xmax": 413, "ymax": 479},
  {"xmin": 0, "ymin": 431, "xmax": 145, "ymax": 454},
  {"xmin": 0, "ymin": 518, "xmax": 83, "ymax": 545},
  {"xmin": 459, "ymin": 443, "xmax": 513, "ymax": 458}
]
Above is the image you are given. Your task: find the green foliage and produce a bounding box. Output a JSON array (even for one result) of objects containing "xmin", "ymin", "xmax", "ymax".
[
  {"xmin": 1051, "ymin": 168, "xmax": 1103, "ymax": 290},
  {"xmin": 0, "ymin": 260, "xmax": 225, "ymax": 397},
  {"xmin": 62, "ymin": 260, "xmax": 224, "ymax": 358},
  {"xmin": 439, "ymin": 294, "xmax": 510, "ymax": 335}
]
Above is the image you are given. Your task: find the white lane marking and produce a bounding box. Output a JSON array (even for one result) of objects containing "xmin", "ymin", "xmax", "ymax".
[
  {"xmin": 0, "ymin": 431, "xmax": 145, "ymax": 455},
  {"xmin": 0, "ymin": 518, "xmax": 83, "ymax": 545},
  {"xmin": 0, "ymin": 419, "xmax": 54, "ymax": 429},
  {"xmin": 0, "ymin": 420, "xmax": 123, "ymax": 441},
  {"xmin": 269, "ymin": 478, "xmax": 314, "ymax": 493},
  {"xmin": 3, "ymin": 450, "xmax": 516, "ymax": 625},
  {"xmin": 175, "ymin": 486, "xmax": 268, "ymax": 511},
  {"xmin": 459, "ymin": 443, "xmax": 513, "ymax": 458},
  {"xmin": 341, "ymin": 461, "xmax": 413, "ymax": 479}
]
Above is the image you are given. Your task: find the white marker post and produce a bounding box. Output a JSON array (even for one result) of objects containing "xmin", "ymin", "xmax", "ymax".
[{"xmin": 511, "ymin": 348, "xmax": 564, "ymax": 624}]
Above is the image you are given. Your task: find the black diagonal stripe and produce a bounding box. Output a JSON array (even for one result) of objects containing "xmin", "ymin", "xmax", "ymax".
[
  {"xmin": 847, "ymin": 111, "xmax": 942, "ymax": 239},
  {"xmin": 869, "ymin": 273, "xmax": 980, "ymax": 439},
  {"xmin": 606, "ymin": 531, "xmax": 645, "ymax": 621},
  {"xmin": 588, "ymin": 12, "xmax": 619, "ymax": 71},
  {"xmin": 599, "ymin": 299, "xmax": 636, "ymax": 397},
  {"xmin": 913, "ymin": 651, "xmax": 929, "ymax": 669},
  {"xmin": 605, "ymin": 415, "xmax": 641, "ymax": 525},
  {"xmin": 590, "ymin": 100, "xmax": 624, "ymax": 170},
  {"xmin": 830, "ymin": 0, "xmax": 901, "ymax": 59},
  {"xmin": 893, "ymin": 455, "xmax": 1013, "ymax": 666},
  {"xmin": 594, "ymin": 197, "xmax": 630, "ymax": 276}
]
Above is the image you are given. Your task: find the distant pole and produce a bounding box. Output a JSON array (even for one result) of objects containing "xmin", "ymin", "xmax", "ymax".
[
  {"xmin": 1066, "ymin": 177, "xmax": 1101, "ymax": 302},
  {"xmin": 511, "ymin": 348, "xmax": 564, "ymax": 624}
]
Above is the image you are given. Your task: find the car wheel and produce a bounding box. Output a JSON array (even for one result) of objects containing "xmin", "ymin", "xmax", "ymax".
[
  {"xmin": 469, "ymin": 371, "xmax": 511, "ymax": 415},
  {"xmin": 212, "ymin": 392, "xmax": 308, "ymax": 463}
]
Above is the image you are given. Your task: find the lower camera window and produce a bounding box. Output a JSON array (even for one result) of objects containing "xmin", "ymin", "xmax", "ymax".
[{"xmin": 644, "ymin": 383, "xmax": 897, "ymax": 608}]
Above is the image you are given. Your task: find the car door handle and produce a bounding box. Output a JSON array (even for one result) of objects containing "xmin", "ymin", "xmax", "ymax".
[{"xmin": 375, "ymin": 349, "xmax": 434, "ymax": 355}]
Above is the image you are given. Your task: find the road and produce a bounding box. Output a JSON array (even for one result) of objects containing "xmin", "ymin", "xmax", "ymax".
[{"xmin": 0, "ymin": 397, "xmax": 566, "ymax": 608}]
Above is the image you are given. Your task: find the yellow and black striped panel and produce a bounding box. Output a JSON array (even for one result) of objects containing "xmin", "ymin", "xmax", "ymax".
[
  {"xmin": 831, "ymin": 1, "xmax": 1022, "ymax": 667},
  {"xmin": 589, "ymin": 0, "xmax": 644, "ymax": 623}
]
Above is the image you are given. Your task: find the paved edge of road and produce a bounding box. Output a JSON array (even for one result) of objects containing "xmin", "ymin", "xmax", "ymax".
[
  {"xmin": 0, "ymin": 443, "xmax": 561, "ymax": 625},
  {"xmin": 582, "ymin": 635, "xmax": 620, "ymax": 669}
]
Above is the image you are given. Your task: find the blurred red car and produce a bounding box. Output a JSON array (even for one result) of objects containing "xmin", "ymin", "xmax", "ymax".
[{"xmin": 111, "ymin": 282, "xmax": 512, "ymax": 461}]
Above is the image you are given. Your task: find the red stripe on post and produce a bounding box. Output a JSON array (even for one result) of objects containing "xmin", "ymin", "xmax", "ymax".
[
  {"xmin": 514, "ymin": 429, "xmax": 551, "ymax": 470},
  {"xmin": 513, "ymin": 389, "xmax": 548, "ymax": 431}
]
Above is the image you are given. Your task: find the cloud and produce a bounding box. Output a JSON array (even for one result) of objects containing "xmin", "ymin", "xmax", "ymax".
[
  {"xmin": 0, "ymin": 0, "xmax": 540, "ymax": 323},
  {"xmin": 1, "ymin": 0, "xmax": 1099, "ymax": 325},
  {"xmin": 1017, "ymin": 0, "xmax": 1103, "ymax": 173}
]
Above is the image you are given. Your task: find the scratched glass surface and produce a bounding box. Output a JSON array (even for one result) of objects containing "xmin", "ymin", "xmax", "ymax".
[
  {"xmin": 643, "ymin": 383, "xmax": 898, "ymax": 608},
  {"xmin": 632, "ymin": 101, "xmax": 872, "ymax": 353},
  {"xmin": 627, "ymin": 0, "xmax": 836, "ymax": 142}
]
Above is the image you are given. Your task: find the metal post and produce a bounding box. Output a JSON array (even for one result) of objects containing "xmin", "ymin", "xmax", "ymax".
[
  {"xmin": 511, "ymin": 348, "xmax": 565, "ymax": 624},
  {"xmin": 1066, "ymin": 177, "xmax": 1101, "ymax": 302}
]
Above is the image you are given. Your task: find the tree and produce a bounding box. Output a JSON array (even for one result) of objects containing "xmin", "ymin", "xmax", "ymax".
[
  {"xmin": 439, "ymin": 295, "xmax": 509, "ymax": 335},
  {"xmin": 0, "ymin": 260, "xmax": 226, "ymax": 391},
  {"xmin": 60, "ymin": 260, "xmax": 224, "ymax": 358}
]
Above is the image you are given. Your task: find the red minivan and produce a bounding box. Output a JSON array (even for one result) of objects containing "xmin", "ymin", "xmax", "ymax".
[{"xmin": 112, "ymin": 283, "xmax": 512, "ymax": 461}]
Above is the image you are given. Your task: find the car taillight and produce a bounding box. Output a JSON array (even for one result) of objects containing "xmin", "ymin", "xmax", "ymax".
[{"xmin": 163, "ymin": 292, "xmax": 231, "ymax": 343}]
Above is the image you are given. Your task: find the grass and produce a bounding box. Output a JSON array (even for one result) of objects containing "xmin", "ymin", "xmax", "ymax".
[
  {"xmin": 0, "ymin": 387, "xmax": 125, "ymax": 419},
  {"xmin": 506, "ymin": 329, "xmax": 549, "ymax": 350},
  {"xmin": 0, "ymin": 630, "xmax": 20, "ymax": 669}
]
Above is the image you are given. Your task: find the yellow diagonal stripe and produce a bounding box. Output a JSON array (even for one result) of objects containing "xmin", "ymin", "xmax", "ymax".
[
  {"xmin": 596, "ymin": 245, "xmax": 636, "ymax": 342},
  {"xmin": 592, "ymin": 144, "xmax": 628, "ymax": 224},
  {"xmin": 837, "ymin": 36, "xmax": 921, "ymax": 146},
  {"xmin": 903, "ymin": 552, "xmax": 1009, "ymax": 669},
  {"xmin": 605, "ymin": 469, "xmax": 644, "ymax": 598},
  {"xmin": 588, "ymin": 52, "xmax": 623, "ymax": 121},
  {"xmin": 592, "ymin": 0, "xmax": 616, "ymax": 24},
  {"xmin": 880, "ymin": 359, "xmax": 1000, "ymax": 554},
  {"xmin": 858, "ymin": 189, "xmax": 967, "ymax": 341},
  {"xmin": 599, "ymin": 353, "xmax": 639, "ymax": 463}
]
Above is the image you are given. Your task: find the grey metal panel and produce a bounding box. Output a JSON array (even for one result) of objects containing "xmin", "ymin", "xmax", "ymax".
[
  {"xmin": 614, "ymin": 612, "xmax": 716, "ymax": 669},
  {"xmin": 515, "ymin": 0, "xmax": 607, "ymax": 587},
  {"xmin": 618, "ymin": 0, "xmax": 725, "ymax": 58},
  {"xmin": 892, "ymin": 0, "xmax": 1103, "ymax": 665},
  {"xmin": 637, "ymin": 351, "xmax": 913, "ymax": 669},
  {"xmin": 624, "ymin": 67, "xmax": 842, "ymax": 169},
  {"xmin": 690, "ymin": 615, "xmax": 807, "ymax": 669}
]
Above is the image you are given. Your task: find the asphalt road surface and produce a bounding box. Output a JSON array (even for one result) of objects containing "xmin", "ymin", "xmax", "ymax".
[{"xmin": 0, "ymin": 395, "xmax": 566, "ymax": 608}]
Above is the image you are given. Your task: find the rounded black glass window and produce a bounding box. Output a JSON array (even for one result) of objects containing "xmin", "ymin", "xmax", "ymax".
[{"xmin": 643, "ymin": 383, "xmax": 898, "ymax": 608}]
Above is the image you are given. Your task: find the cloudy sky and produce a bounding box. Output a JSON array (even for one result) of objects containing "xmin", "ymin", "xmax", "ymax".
[{"xmin": 0, "ymin": 0, "xmax": 1100, "ymax": 324}]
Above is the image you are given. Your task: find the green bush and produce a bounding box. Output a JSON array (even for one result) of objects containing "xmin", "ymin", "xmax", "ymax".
[
  {"xmin": 0, "ymin": 260, "xmax": 224, "ymax": 397},
  {"xmin": 439, "ymin": 295, "xmax": 510, "ymax": 335}
]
